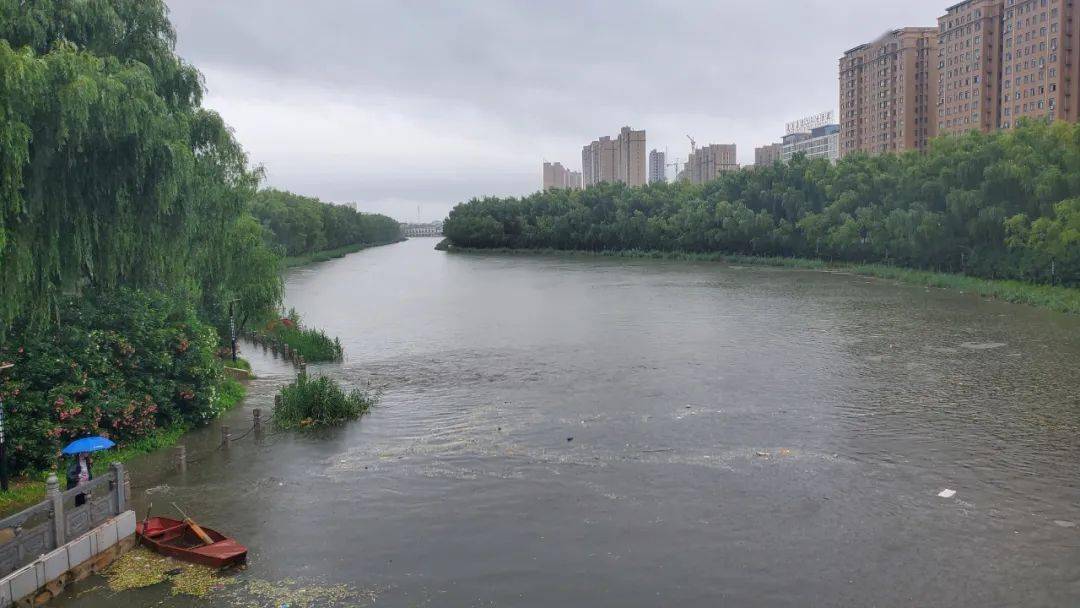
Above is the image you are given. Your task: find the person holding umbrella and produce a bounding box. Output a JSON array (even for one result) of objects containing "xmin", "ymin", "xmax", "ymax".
[{"xmin": 61, "ymin": 436, "xmax": 115, "ymax": 506}]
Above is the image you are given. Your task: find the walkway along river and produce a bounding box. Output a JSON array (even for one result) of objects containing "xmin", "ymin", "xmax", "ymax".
[{"xmin": 55, "ymin": 237, "xmax": 1080, "ymax": 607}]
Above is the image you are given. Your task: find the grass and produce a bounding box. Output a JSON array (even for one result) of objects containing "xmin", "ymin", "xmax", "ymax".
[
  {"xmin": 0, "ymin": 377, "xmax": 247, "ymax": 517},
  {"xmin": 283, "ymin": 238, "xmax": 404, "ymax": 268},
  {"xmin": 273, "ymin": 373, "xmax": 377, "ymax": 430},
  {"xmin": 223, "ymin": 356, "xmax": 251, "ymax": 372},
  {"xmin": 0, "ymin": 479, "xmax": 49, "ymax": 516},
  {"xmin": 443, "ymin": 246, "xmax": 1080, "ymax": 315}
]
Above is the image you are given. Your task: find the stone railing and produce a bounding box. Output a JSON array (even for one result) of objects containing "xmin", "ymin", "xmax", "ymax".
[{"xmin": 0, "ymin": 463, "xmax": 127, "ymax": 579}]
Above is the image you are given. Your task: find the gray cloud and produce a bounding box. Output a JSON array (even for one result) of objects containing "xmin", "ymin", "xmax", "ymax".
[{"xmin": 167, "ymin": 0, "xmax": 947, "ymax": 221}]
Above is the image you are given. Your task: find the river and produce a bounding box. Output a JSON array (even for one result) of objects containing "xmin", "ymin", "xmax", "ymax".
[{"xmin": 56, "ymin": 237, "xmax": 1080, "ymax": 607}]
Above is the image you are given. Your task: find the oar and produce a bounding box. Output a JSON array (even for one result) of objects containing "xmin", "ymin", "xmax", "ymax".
[{"xmin": 171, "ymin": 502, "xmax": 215, "ymax": 546}]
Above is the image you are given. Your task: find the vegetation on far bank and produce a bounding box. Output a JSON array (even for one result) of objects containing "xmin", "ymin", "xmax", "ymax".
[
  {"xmin": 253, "ymin": 189, "xmax": 402, "ymax": 260},
  {"xmin": 443, "ymin": 121, "xmax": 1080, "ymax": 294},
  {"xmin": 273, "ymin": 374, "xmax": 376, "ymax": 430},
  {"xmin": 443, "ymin": 245, "xmax": 1080, "ymax": 315},
  {"xmin": 283, "ymin": 240, "xmax": 403, "ymax": 268}
]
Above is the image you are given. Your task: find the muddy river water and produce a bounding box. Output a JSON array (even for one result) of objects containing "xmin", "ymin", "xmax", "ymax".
[{"xmin": 56, "ymin": 237, "xmax": 1080, "ymax": 607}]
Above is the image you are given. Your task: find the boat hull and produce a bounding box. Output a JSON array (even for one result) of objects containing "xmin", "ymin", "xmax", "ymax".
[{"xmin": 136, "ymin": 516, "xmax": 247, "ymax": 569}]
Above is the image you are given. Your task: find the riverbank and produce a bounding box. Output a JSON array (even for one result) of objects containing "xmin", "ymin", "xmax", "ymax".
[
  {"xmin": 283, "ymin": 238, "xmax": 406, "ymax": 268},
  {"xmin": 0, "ymin": 377, "xmax": 246, "ymax": 517},
  {"xmin": 442, "ymin": 246, "xmax": 1080, "ymax": 315}
]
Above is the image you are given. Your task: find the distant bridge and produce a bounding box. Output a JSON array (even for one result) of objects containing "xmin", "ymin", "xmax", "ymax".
[{"xmin": 401, "ymin": 224, "xmax": 443, "ymax": 237}]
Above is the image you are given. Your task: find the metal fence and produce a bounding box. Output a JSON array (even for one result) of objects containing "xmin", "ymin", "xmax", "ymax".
[{"xmin": 0, "ymin": 463, "xmax": 127, "ymax": 577}]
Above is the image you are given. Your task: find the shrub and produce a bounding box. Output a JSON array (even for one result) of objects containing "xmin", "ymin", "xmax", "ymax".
[
  {"xmin": 0, "ymin": 289, "xmax": 225, "ymax": 474},
  {"xmin": 273, "ymin": 374, "xmax": 376, "ymax": 430}
]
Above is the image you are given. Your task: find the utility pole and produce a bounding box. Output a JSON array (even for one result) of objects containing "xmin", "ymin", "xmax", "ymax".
[{"xmin": 0, "ymin": 362, "xmax": 13, "ymax": 491}]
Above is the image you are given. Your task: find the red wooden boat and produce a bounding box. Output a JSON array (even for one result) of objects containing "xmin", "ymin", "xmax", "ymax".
[{"xmin": 136, "ymin": 516, "xmax": 247, "ymax": 568}]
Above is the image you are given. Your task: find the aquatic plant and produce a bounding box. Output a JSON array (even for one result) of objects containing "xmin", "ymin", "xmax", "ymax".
[
  {"xmin": 262, "ymin": 310, "xmax": 344, "ymax": 362},
  {"xmin": 106, "ymin": 547, "xmax": 233, "ymax": 597},
  {"xmin": 273, "ymin": 374, "xmax": 376, "ymax": 430}
]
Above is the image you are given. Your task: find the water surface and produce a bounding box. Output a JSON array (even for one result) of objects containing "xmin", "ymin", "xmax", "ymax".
[{"xmin": 57, "ymin": 238, "xmax": 1080, "ymax": 607}]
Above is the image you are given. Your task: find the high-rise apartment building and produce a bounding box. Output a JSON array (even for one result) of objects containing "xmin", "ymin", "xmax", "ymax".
[
  {"xmin": 938, "ymin": 0, "xmax": 1005, "ymax": 135},
  {"xmin": 582, "ymin": 127, "xmax": 646, "ymax": 187},
  {"xmin": 615, "ymin": 127, "xmax": 647, "ymax": 186},
  {"xmin": 648, "ymin": 149, "xmax": 667, "ymax": 183},
  {"xmin": 754, "ymin": 143, "xmax": 783, "ymax": 166},
  {"xmin": 840, "ymin": 28, "xmax": 941, "ymax": 157},
  {"xmin": 999, "ymin": 0, "xmax": 1079, "ymax": 128},
  {"xmin": 582, "ymin": 137, "xmax": 615, "ymax": 186},
  {"xmin": 684, "ymin": 144, "xmax": 738, "ymax": 184},
  {"xmin": 541, "ymin": 162, "xmax": 582, "ymax": 191}
]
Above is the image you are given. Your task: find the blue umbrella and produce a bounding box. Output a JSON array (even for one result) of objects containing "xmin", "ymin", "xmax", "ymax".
[{"xmin": 61, "ymin": 436, "xmax": 116, "ymax": 455}]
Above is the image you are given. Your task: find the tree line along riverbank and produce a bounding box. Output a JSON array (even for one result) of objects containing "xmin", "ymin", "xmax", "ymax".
[
  {"xmin": 440, "ymin": 247, "xmax": 1080, "ymax": 315},
  {"xmin": 0, "ymin": 2, "xmax": 393, "ymax": 512},
  {"xmin": 441, "ymin": 121, "xmax": 1080, "ymax": 313}
]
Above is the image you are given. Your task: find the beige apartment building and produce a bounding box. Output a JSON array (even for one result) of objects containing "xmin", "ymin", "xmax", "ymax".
[
  {"xmin": 754, "ymin": 143, "xmax": 783, "ymax": 166},
  {"xmin": 582, "ymin": 137, "xmax": 615, "ymax": 186},
  {"xmin": 938, "ymin": 0, "xmax": 1005, "ymax": 134},
  {"xmin": 684, "ymin": 144, "xmax": 738, "ymax": 184},
  {"xmin": 582, "ymin": 126, "xmax": 647, "ymax": 187},
  {"xmin": 1000, "ymin": 0, "xmax": 1080, "ymax": 128},
  {"xmin": 541, "ymin": 162, "xmax": 582, "ymax": 191},
  {"xmin": 840, "ymin": 28, "xmax": 940, "ymax": 157}
]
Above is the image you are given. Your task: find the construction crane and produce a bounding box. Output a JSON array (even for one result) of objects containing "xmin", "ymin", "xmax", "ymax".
[{"xmin": 686, "ymin": 135, "xmax": 697, "ymax": 153}]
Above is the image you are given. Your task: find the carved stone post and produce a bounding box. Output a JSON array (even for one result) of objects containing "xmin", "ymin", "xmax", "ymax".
[
  {"xmin": 173, "ymin": 445, "xmax": 187, "ymax": 472},
  {"xmin": 110, "ymin": 462, "xmax": 126, "ymax": 514},
  {"xmin": 47, "ymin": 474, "xmax": 64, "ymax": 546}
]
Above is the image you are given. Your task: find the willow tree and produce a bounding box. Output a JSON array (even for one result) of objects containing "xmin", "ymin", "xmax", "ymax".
[{"xmin": 0, "ymin": 0, "xmax": 281, "ymax": 337}]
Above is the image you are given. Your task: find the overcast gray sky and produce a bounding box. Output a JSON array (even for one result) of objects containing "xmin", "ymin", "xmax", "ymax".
[{"xmin": 167, "ymin": 0, "xmax": 946, "ymax": 221}]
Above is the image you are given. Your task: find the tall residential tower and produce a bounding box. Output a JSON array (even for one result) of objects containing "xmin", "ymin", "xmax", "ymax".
[
  {"xmin": 754, "ymin": 143, "xmax": 783, "ymax": 166},
  {"xmin": 648, "ymin": 149, "xmax": 667, "ymax": 183},
  {"xmin": 542, "ymin": 162, "xmax": 582, "ymax": 191},
  {"xmin": 840, "ymin": 28, "xmax": 940, "ymax": 157},
  {"xmin": 937, "ymin": 0, "xmax": 1005, "ymax": 135},
  {"xmin": 684, "ymin": 144, "xmax": 738, "ymax": 184},
  {"xmin": 582, "ymin": 127, "xmax": 647, "ymax": 187},
  {"xmin": 999, "ymin": 0, "xmax": 1080, "ymax": 128}
]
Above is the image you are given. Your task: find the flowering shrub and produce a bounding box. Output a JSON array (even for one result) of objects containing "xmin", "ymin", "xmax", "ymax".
[{"xmin": 0, "ymin": 290, "xmax": 224, "ymax": 474}]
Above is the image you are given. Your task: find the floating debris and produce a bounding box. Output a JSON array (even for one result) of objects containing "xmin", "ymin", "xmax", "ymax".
[
  {"xmin": 230, "ymin": 578, "xmax": 380, "ymax": 607},
  {"xmin": 938, "ymin": 489, "xmax": 957, "ymax": 498},
  {"xmin": 1053, "ymin": 520, "xmax": 1076, "ymax": 528},
  {"xmin": 170, "ymin": 562, "xmax": 233, "ymax": 597},
  {"xmin": 105, "ymin": 547, "xmax": 234, "ymax": 598}
]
